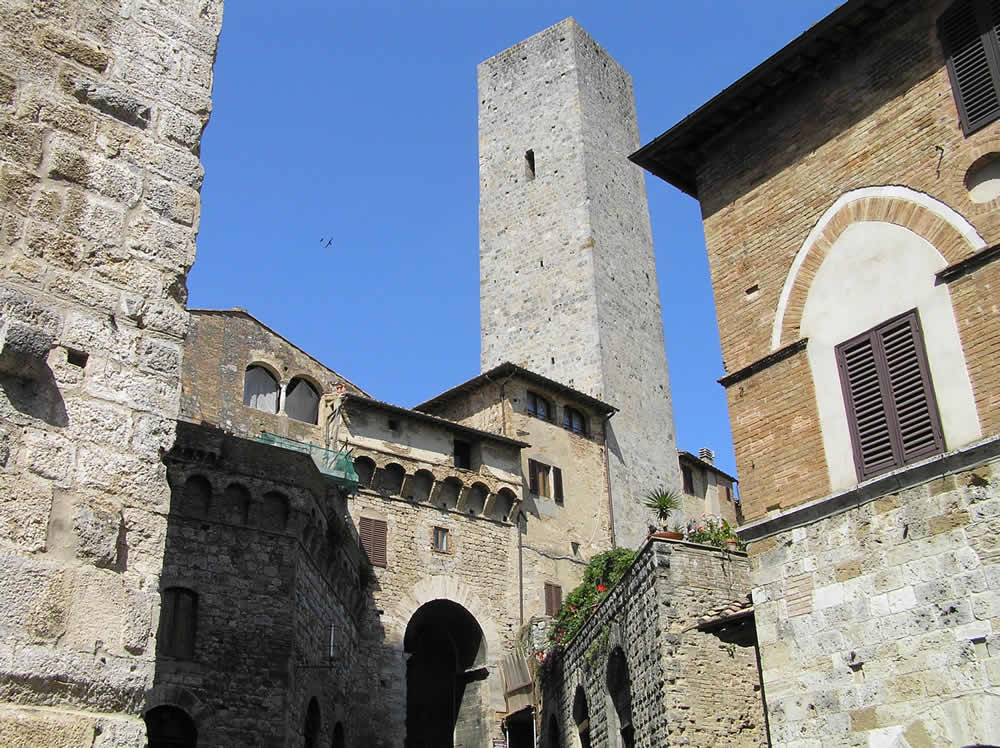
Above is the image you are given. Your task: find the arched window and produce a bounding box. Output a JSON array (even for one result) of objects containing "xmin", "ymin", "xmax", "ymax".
[
  {"xmin": 145, "ymin": 705, "xmax": 197, "ymax": 748},
  {"xmin": 354, "ymin": 456, "xmax": 376, "ymax": 488},
  {"xmin": 160, "ymin": 587, "xmax": 197, "ymax": 660},
  {"xmin": 304, "ymin": 698, "xmax": 321, "ymax": 748},
  {"xmin": 286, "ymin": 377, "xmax": 320, "ymax": 424},
  {"xmin": 244, "ymin": 365, "xmax": 279, "ymax": 413},
  {"xmin": 606, "ymin": 647, "xmax": 634, "ymax": 748},
  {"xmin": 563, "ymin": 406, "xmax": 587, "ymax": 435},
  {"xmin": 526, "ymin": 391, "xmax": 552, "ymax": 421}
]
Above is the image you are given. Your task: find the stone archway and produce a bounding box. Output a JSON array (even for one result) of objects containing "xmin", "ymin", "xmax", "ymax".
[
  {"xmin": 404, "ymin": 599, "xmax": 487, "ymax": 748},
  {"xmin": 145, "ymin": 705, "xmax": 197, "ymax": 748}
]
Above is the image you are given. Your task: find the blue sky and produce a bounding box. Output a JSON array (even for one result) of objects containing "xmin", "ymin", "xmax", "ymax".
[{"xmin": 191, "ymin": 1, "xmax": 843, "ymax": 480}]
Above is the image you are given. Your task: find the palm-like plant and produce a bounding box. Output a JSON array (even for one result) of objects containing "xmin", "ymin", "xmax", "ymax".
[{"xmin": 643, "ymin": 487, "xmax": 681, "ymax": 530}]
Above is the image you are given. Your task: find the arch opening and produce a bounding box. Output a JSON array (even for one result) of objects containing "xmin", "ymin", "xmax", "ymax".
[
  {"xmin": 404, "ymin": 599, "xmax": 487, "ymax": 747},
  {"xmin": 145, "ymin": 705, "xmax": 197, "ymax": 748},
  {"xmin": 606, "ymin": 647, "xmax": 634, "ymax": 748},
  {"xmin": 286, "ymin": 377, "xmax": 320, "ymax": 424},
  {"xmin": 573, "ymin": 685, "xmax": 592, "ymax": 748},
  {"xmin": 244, "ymin": 365, "xmax": 279, "ymax": 413}
]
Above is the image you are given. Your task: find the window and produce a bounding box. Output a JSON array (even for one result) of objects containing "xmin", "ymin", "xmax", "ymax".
[
  {"xmin": 836, "ymin": 310, "xmax": 945, "ymax": 481},
  {"xmin": 160, "ymin": 587, "xmax": 197, "ymax": 659},
  {"xmin": 525, "ymin": 148, "xmax": 536, "ymax": 180},
  {"xmin": 563, "ymin": 406, "xmax": 588, "ymax": 435},
  {"xmin": 544, "ymin": 582, "xmax": 562, "ymax": 616},
  {"xmin": 359, "ymin": 516, "xmax": 387, "ymax": 567},
  {"xmin": 526, "ymin": 391, "xmax": 552, "ymax": 421},
  {"xmin": 243, "ymin": 365, "xmax": 279, "ymax": 413},
  {"xmin": 939, "ymin": 0, "xmax": 1000, "ymax": 135},
  {"xmin": 723, "ymin": 482, "xmax": 732, "ymax": 502},
  {"xmin": 681, "ymin": 465, "xmax": 694, "ymax": 495},
  {"xmin": 528, "ymin": 459, "xmax": 563, "ymax": 501},
  {"xmin": 432, "ymin": 526, "xmax": 450, "ymax": 553},
  {"xmin": 454, "ymin": 439, "xmax": 472, "ymax": 469},
  {"xmin": 285, "ymin": 377, "xmax": 320, "ymax": 424},
  {"xmin": 304, "ymin": 698, "xmax": 321, "ymax": 748}
]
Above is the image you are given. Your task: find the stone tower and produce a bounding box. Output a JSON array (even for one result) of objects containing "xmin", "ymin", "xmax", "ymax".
[{"xmin": 478, "ymin": 18, "xmax": 680, "ymax": 548}]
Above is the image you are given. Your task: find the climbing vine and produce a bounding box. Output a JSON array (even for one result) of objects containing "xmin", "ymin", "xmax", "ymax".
[{"xmin": 548, "ymin": 548, "xmax": 637, "ymax": 646}]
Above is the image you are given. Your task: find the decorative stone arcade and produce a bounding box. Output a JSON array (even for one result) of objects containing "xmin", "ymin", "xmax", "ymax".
[{"xmin": 404, "ymin": 601, "xmax": 488, "ymax": 747}]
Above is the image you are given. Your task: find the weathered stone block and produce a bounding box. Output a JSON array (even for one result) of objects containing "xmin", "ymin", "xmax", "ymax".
[
  {"xmin": 71, "ymin": 79, "xmax": 149, "ymax": 128},
  {"xmin": 0, "ymin": 477, "xmax": 52, "ymax": 553},
  {"xmin": 38, "ymin": 26, "xmax": 109, "ymax": 71},
  {"xmin": 74, "ymin": 503, "xmax": 120, "ymax": 567}
]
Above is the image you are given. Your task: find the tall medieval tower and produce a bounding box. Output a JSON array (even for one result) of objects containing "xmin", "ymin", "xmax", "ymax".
[{"xmin": 478, "ymin": 18, "xmax": 680, "ymax": 548}]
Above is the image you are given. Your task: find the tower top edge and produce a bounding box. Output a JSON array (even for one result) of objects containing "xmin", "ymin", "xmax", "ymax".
[{"xmin": 477, "ymin": 16, "xmax": 604, "ymax": 69}]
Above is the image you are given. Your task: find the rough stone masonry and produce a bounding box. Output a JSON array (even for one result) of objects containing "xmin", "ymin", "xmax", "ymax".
[{"xmin": 0, "ymin": 1, "xmax": 223, "ymax": 744}]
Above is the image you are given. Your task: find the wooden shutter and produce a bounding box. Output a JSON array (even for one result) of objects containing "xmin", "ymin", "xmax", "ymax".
[
  {"xmin": 939, "ymin": 0, "xmax": 1000, "ymax": 134},
  {"xmin": 837, "ymin": 310, "xmax": 945, "ymax": 481},
  {"xmin": 528, "ymin": 459, "xmax": 539, "ymax": 494},
  {"xmin": 553, "ymin": 467, "xmax": 564, "ymax": 502},
  {"xmin": 544, "ymin": 583, "xmax": 562, "ymax": 616},
  {"xmin": 359, "ymin": 516, "xmax": 387, "ymax": 567}
]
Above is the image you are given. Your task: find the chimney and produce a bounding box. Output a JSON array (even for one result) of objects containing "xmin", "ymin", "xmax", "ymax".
[{"xmin": 698, "ymin": 447, "xmax": 714, "ymax": 465}]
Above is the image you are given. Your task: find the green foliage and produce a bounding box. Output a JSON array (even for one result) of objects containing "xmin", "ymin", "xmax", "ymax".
[
  {"xmin": 685, "ymin": 516, "xmax": 745, "ymax": 551},
  {"xmin": 642, "ymin": 487, "xmax": 681, "ymax": 522},
  {"xmin": 548, "ymin": 548, "xmax": 637, "ymax": 646},
  {"xmin": 584, "ymin": 625, "xmax": 610, "ymax": 669}
]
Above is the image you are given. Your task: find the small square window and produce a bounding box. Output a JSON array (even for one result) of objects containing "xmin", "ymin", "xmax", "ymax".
[
  {"xmin": 388, "ymin": 418, "xmax": 400, "ymax": 431},
  {"xmin": 563, "ymin": 406, "xmax": 587, "ymax": 435},
  {"xmin": 432, "ymin": 526, "xmax": 450, "ymax": 553}
]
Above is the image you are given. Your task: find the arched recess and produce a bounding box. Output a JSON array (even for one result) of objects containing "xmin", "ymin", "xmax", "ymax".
[
  {"xmin": 304, "ymin": 697, "xmax": 321, "ymax": 748},
  {"xmin": 573, "ymin": 685, "xmax": 592, "ymax": 748},
  {"xmin": 221, "ymin": 484, "xmax": 251, "ymax": 525},
  {"xmin": 772, "ymin": 186, "xmax": 987, "ymax": 350},
  {"xmin": 180, "ymin": 475, "xmax": 211, "ymax": 517},
  {"xmin": 606, "ymin": 647, "xmax": 634, "ymax": 748},
  {"xmin": 354, "ymin": 456, "xmax": 376, "ymax": 489},
  {"xmin": 404, "ymin": 599, "xmax": 487, "ymax": 747},
  {"xmin": 144, "ymin": 685, "xmax": 212, "ymax": 747},
  {"xmin": 376, "ymin": 463, "xmax": 405, "ymax": 496},
  {"xmin": 800, "ymin": 220, "xmax": 981, "ymax": 491},
  {"xmin": 407, "ymin": 469, "xmax": 434, "ymax": 502}
]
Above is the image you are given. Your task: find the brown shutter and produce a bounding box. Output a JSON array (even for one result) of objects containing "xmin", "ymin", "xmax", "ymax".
[
  {"xmin": 553, "ymin": 467, "xmax": 563, "ymax": 502},
  {"xmin": 837, "ymin": 310, "xmax": 945, "ymax": 481},
  {"xmin": 939, "ymin": 0, "xmax": 1000, "ymax": 134},
  {"xmin": 528, "ymin": 459, "xmax": 539, "ymax": 494},
  {"xmin": 359, "ymin": 516, "xmax": 387, "ymax": 567},
  {"xmin": 544, "ymin": 582, "xmax": 562, "ymax": 616}
]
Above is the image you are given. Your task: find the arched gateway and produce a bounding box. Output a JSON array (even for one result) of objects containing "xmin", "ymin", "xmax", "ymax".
[{"xmin": 404, "ymin": 599, "xmax": 488, "ymax": 747}]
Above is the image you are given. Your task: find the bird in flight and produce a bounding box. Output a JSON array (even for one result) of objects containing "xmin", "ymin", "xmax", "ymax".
[{"xmin": 319, "ymin": 237, "xmax": 334, "ymax": 248}]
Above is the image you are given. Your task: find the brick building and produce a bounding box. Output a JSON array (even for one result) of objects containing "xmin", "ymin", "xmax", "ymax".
[{"xmin": 633, "ymin": 0, "xmax": 1000, "ymax": 744}]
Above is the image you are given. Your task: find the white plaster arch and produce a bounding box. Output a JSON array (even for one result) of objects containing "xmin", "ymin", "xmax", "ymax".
[
  {"xmin": 771, "ymin": 185, "xmax": 987, "ymax": 350},
  {"xmin": 801, "ymin": 221, "xmax": 981, "ymax": 491}
]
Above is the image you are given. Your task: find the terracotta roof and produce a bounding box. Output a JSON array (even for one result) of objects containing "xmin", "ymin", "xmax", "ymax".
[
  {"xmin": 416, "ymin": 361, "xmax": 617, "ymax": 416},
  {"xmin": 697, "ymin": 594, "xmax": 754, "ymax": 631}
]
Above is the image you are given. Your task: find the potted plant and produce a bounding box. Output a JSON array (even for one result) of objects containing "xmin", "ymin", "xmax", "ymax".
[{"xmin": 643, "ymin": 487, "xmax": 683, "ymax": 539}]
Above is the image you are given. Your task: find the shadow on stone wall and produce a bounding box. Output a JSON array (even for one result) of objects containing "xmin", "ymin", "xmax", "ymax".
[{"xmin": 147, "ymin": 421, "xmax": 382, "ymax": 747}]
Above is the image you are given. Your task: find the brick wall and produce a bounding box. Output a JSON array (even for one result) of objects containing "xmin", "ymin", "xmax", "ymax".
[{"xmin": 695, "ymin": 0, "xmax": 1000, "ymax": 513}]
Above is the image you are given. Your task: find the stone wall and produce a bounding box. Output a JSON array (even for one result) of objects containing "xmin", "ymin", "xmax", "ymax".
[
  {"xmin": 748, "ymin": 449, "xmax": 1000, "ymax": 747},
  {"xmin": 477, "ymin": 18, "xmax": 680, "ymax": 549},
  {"xmin": 0, "ymin": 1, "xmax": 222, "ymax": 743},
  {"xmin": 544, "ymin": 538, "xmax": 765, "ymax": 748},
  {"xmin": 156, "ymin": 422, "xmax": 368, "ymax": 746}
]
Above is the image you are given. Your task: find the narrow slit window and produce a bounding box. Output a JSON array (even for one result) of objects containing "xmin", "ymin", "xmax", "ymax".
[{"xmin": 525, "ymin": 149, "xmax": 536, "ymax": 180}]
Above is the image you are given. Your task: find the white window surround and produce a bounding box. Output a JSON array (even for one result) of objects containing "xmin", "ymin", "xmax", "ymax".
[
  {"xmin": 772, "ymin": 185, "xmax": 987, "ymax": 351},
  {"xmin": 800, "ymin": 221, "xmax": 981, "ymax": 492}
]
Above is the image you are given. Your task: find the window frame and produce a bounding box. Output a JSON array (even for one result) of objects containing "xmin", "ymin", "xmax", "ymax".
[
  {"xmin": 160, "ymin": 587, "xmax": 198, "ymax": 660},
  {"xmin": 939, "ymin": 0, "xmax": 1000, "ymax": 135},
  {"xmin": 835, "ymin": 309, "xmax": 946, "ymax": 481},
  {"xmin": 454, "ymin": 439, "xmax": 472, "ymax": 470},
  {"xmin": 563, "ymin": 406, "xmax": 588, "ymax": 435},
  {"xmin": 431, "ymin": 526, "xmax": 450, "ymax": 553},
  {"xmin": 528, "ymin": 458, "xmax": 563, "ymax": 501},
  {"xmin": 681, "ymin": 465, "xmax": 694, "ymax": 495},
  {"xmin": 526, "ymin": 391, "xmax": 553, "ymax": 421}
]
